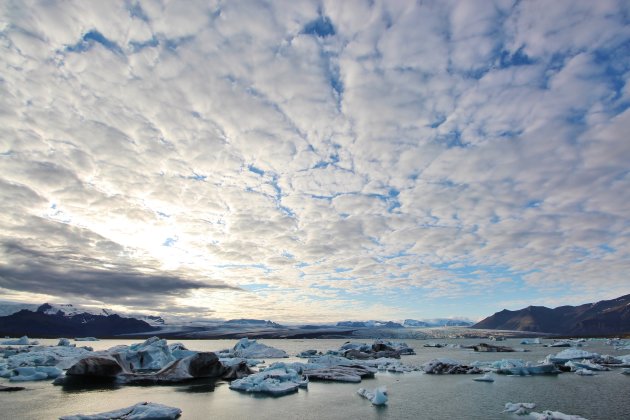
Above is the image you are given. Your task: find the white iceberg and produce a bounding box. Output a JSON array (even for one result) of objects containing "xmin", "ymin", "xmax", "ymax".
[
  {"xmin": 109, "ymin": 337, "xmax": 176, "ymax": 371},
  {"xmin": 574, "ymin": 368, "xmax": 595, "ymax": 376},
  {"xmin": 229, "ymin": 364, "xmax": 302, "ymax": 396},
  {"xmin": 564, "ymin": 360, "xmax": 608, "ymax": 372},
  {"xmin": 520, "ymin": 338, "xmax": 541, "ymax": 345},
  {"xmin": 7, "ymin": 345, "xmax": 92, "ymax": 369},
  {"xmin": 57, "ymin": 338, "xmax": 74, "ymax": 347},
  {"xmin": 502, "ymin": 402, "xmax": 536, "ymax": 415},
  {"xmin": 59, "ymin": 402, "xmax": 181, "ymax": 420},
  {"xmin": 529, "ymin": 410, "xmax": 588, "ymax": 419},
  {"xmin": 491, "ymin": 359, "xmax": 558, "ymax": 375},
  {"xmin": 357, "ymin": 386, "xmax": 388, "ymax": 405},
  {"xmin": 546, "ymin": 349, "xmax": 599, "ymax": 364},
  {"xmin": 0, "ymin": 336, "xmax": 35, "ymax": 345},
  {"xmin": 227, "ymin": 338, "xmax": 288, "ymax": 359},
  {"xmin": 473, "ymin": 373, "xmax": 494, "ymax": 382},
  {"xmin": 9, "ymin": 366, "xmax": 62, "ymax": 381}
]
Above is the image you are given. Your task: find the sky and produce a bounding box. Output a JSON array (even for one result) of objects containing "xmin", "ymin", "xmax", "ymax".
[{"xmin": 0, "ymin": 0, "xmax": 629, "ymax": 323}]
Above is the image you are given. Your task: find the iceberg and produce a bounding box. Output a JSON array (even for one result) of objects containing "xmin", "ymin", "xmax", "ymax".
[
  {"xmin": 422, "ymin": 359, "xmax": 482, "ymax": 374},
  {"xmin": 59, "ymin": 402, "xmax": 182, "ymax": 420},
  {"xmin": 520, "ymin": 338, "xmax": 541, "ymax": 345},
  {"xmin": 112, "ymin": 337, "xmax": 176, "ymax": 371},
  {"xmin": 621, "ymin": 368, "xmax": 630, "ymax": 375},
  {"xmin": 297, "ymin": 349, "xmax": 319, "ymax": 358},
  {"xmin": 74, "ymin": 337, "xmax": 99, "ymax": 342},
  {"xmin": 57, "ymin": 338, "xmax": 74, "ymax": 347},
  {"xmin": 357, "ymin": 386, "xmax": 388, "ymax": 406},
  {"xmin": 502, "ymin": 402, "xmax": 536, "ymax": 415},
  {"xmin": 546, "ymin": 349, "xmax": 599, "ymax": 364},
  {"xmin": 575, "ymin": 368, "xmax": 595, "ymax": 376},
  {"xmin": 229, "ymin": 364, "xmax": 303, "ymax": 396},
  {"xmin": 9, "ymin": 366, "xmax": 62, "ymax": 381},
  {"xmin": 473, "ymin": 373, "xmax": 494, "ymax": 382},
  {"xmin": 223, "ymin": 338, "xmax": 288, "ymax": 359},
  {"xmin": 564, "ymin": 360, "xmax": 608, "ymax": 372},
  {"xmin": 0, "ymin": 336, "xmax": 36, "ymax": 345},
  {"xmin": 119, "ymin": 352, "xmax": 228, "ymax": 384},
  {"xmin": 529, "ymin": 410, "xmax": 588, "ymax": 419},
  {"xmin": 7, "ymin": 345, "xmax": 92, "ymax": 369},
  {"xmin": 491, "ymin": 359, "xmax": 558, "ymax": 375}
]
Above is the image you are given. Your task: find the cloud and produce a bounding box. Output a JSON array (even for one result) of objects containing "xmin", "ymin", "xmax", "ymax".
[{"xmin": 0, "ymin": 0, "xmax": 628, "ymax": 321}]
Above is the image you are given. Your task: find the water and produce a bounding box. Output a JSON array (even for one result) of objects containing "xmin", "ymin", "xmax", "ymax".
[{"xmin": 2, "ymin": 338, "xmax": 629, "ymax": 419}]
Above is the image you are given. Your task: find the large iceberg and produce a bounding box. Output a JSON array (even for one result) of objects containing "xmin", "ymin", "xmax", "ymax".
[
  {"xmin": 490, "ymin": 359, "xmax": 558, "ymax": 375},
  {"xmin": 110, "ymin": 336, "xmax": 176, "ymax": 371},
  {"xmin": 0, "ymin": 336, "xmax": 37, "ymax": 345},
  {"xmin": 422, "ymin": 359, "xmax": 482, "ymax": 374},
  {"xmin": 546, "ymin": 349, "xmax": 599, "ymax": 364},
  {"xmin": 7, "ymin": 345, "xmax": 92, "ymax": 369},
  {"xmin": 8, "ymin": 366, "xmax": 62, "ymax": 381},
  {"xmin": 229, "ymin": 364, "xmax": 305, "ymax": 396},
  {"xmin": 221, "ymin": 338, "xmax": 288, "ymax": 359},
  {"xmin": 59, "ymin": 402, "xmax": 181, "ymax": 420}
]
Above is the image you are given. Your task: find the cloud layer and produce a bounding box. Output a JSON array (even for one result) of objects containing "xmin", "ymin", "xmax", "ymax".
[{"xmin": 0, "ymin": 0, "xmax": 628, "ymax": 321}]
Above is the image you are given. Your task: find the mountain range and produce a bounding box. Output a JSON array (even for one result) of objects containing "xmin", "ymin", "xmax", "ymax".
[{"xmin": 472, "ymin": 294, "xmax": 630, "ymax": 335}]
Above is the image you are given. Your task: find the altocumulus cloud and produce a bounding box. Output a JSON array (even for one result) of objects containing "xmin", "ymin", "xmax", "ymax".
[{"xmin": 0, "ymin": 0, "xmax": 629, "ymax": 321}]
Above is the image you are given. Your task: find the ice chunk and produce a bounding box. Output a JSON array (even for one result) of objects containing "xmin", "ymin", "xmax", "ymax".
[
  {"xmin": 74, "ymin": 337, "xmax": 99, "ymax": 341},
  {"xmin": 357, "ymin": 386, "xmax": 388, "ymax": 405},
  {"xmin": 109, "ymin": 337, "xmax": 176, "ymax": 371},
  {"xmin": 229, "ymin": 364, "xmax": 302, "ymax": 396},
  {"xmin": 1, "ymin": 336, "xmax": 34, "ymax": 345},
  {"xmin": 7, "ymin": 345, "xmax": 92, "ymax": 369},
  {"xmin": 547, "ymin": 349, "xmax": 599, "ymax": 364},
  {"xmin": 9, "ymin": 366, "xmax": 62, "ymax": 381},
  {"xmin": 57, "ymin": 338, "xmax": 73, "ymax": 347},
  {"xmin": 422, "ymin": 359, "xmax": 482, "ymax": 374},
  {"xmin": 59, "ymin": 402, "xmax": 182, "ymax": 420},
  {"xmin": 473, "ymin": 373, "xmax": 494, "ymax": 382},
  {"xmin": 503, "ymin": 402, "xmax": 536, "ymax": 415},
  {"xmin": 227, "ymin": 338, "xmax": 288, "ymax": 359},
  {"xmin": 529, "ymin": 410, "xmax": 588, "ymax": 419},
  {"xmin": 491, "ymin": 359, "xmax": 558, "ymax": 375},
  {"xmin": 564, "ymin": 360, "xmax": 608, "ymax": 372},
  {"xmin": 575, "ymin": 369, "xmax": 595, "ymax": 376}
]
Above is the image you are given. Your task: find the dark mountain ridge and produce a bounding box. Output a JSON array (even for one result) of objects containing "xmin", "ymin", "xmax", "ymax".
[
  {"xmin": 0, "ymin": 306, "xmax": 157, "ymax": 338},
  {"xmin": 472, "ymin": 294, "xmax": 630, "ymax": 335}
]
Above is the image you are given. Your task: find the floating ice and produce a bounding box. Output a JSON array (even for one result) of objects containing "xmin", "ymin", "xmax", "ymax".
[
  {"xmin": 357, "ymin": 386, "xmax": 388, "ymax": 405},
  {"xmin": 565, "ymin": 360, "xmax": 608, "ymax": 372},
  {"xmin": 0, "ymin": 336, "xmax": 35, "ymax": 345},
  {"xmin": 574, "ymin": 368, "xmax": 595, "ymax": 376},
  {"xmin": 491, "ymin": 359, "xmax": 558, "ymax": 375},
  {"xmin": 7, "ymin": 345, "xmax": 92, "ymax": 369},
  {"xmin": 422, "ymin": 359, "xmax": 482, "ymax": 374},
  {"xmin": 74, "ymin": 337, "xmax": 99, "ymax": 342},
  {"xmin": 529, "ymin": 410, "xmax": 588, "ymax": 419},
  {"xmin": 502, "ymin": 402, "xmax": 536, "ymax": 415},
  {"xmin": 546, "ymin": 349, "xmax": 599, "ymax": 364},
  {"xmin": 229, "ymin": 364, "xmax": 303, "ymax": 396},
  {"xmin": 9, "ymin": 366, "xmax": 62, "ymax": 381},
  {"xmin": 473, "ymin": 373, "xmax": 494, "ymax": 382},
  {"xmin": 57, "ymin": 338, "xmax": 73, "ymax": 347},
  {"xmin": 109, "ymin": 337, "xmax": 176, "ymax": 371},
  {"xmin": 59, "ymin": 402, "xmax": 182, "ymax": 420},
  {"xmin": 223, "ymin": 338, "xmax": 288, "ymax": 359}
]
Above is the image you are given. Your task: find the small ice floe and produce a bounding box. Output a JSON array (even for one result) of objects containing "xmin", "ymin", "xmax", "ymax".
[
  {"xmin": 620, "ymin": 368, "xmax": 630, "ymax": 375},
  {"xmin": 520, "ymin": 338, "xmax": 542, "ymax": 345},
  {"xmin": 529, "ymin": 410, "xmax": 588, "ymax": 419},
  {"xmin": 574, "ymin": 369, "xmax": 595, "ymax": 376},
  {"xmin": 59, "ymin": 402, "xmax": 182, "ymax": 420},
  {"xmin": 502, "ymin": 402, "xmax": 536, "ymax": 415},
  {"xmin": 473, "ymin": 373, "xmax": 494, "ymax": 382},
  {"xmin": 74, "ymin": 337, "xmax": 99, "ymax": 342},
  {"xmin": 357, "ymin": 386, "xmax": 388, "ymax": 406},
  {"xmin": 565, "ymin": 360, "xmax": 608, "ymax": 372},
  {"xmin": 297, "ymin": 349, "xmax": 319, "ymax": 358}
]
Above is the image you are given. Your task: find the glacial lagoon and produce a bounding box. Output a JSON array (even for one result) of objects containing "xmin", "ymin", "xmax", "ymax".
[{"xmin": 2, "ymin": 338, "xmax": 629, "ymax": 419}]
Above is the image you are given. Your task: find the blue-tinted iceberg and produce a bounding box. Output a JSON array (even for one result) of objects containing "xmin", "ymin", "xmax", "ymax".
[
  {"xmin": 59, "ymin": 402, "xmax": 181, "ymax": 420},
  {"xmin": 229, "ymin": 363, "xmax": 304, "ymax": 396},
  {"xmin": 546, "ymin": 349, "xmax": 599, "ymax": 364},
  {"xmin": 221, "ymin": 338, "xmax": 288, "ymax": 359},
  {"xmin": 357, "ymin": 386, "xmax": 388, "ymax": 405},
  {"xmin": 503, "ymin": 402, "xmax": 536, "ymax": 415},
  {"xmin": 0, "ymin": 336, "xmax": 36, "ymax": 345},
  {"xmin": 491, "ymin": 359, "xmax": 558, "ymax": 375},
  {"xmin": 9, "ymin": 366, "xmax": 62, "ymax": 381}
]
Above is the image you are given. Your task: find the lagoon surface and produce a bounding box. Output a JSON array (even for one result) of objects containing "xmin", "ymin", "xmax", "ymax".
[{"xmin": 2, "ymin": 338, "xmax": 629, "ymax": 419}]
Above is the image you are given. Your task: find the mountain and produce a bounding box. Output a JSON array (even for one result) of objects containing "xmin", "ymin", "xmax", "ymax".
[
  {"xmin": 472, "ymin": 294, "xmax": 630, "ymax": 335},
  {"xmin": 403, "ymin": 318, "xmax": 473, "ymax": 327},
  {"xmin": 336, "ymin": 320, "xmax": 404, "ymax": 328},
  {"xmin": 0, "ymin": 304, "xmax": 158, "ymax": 337}
]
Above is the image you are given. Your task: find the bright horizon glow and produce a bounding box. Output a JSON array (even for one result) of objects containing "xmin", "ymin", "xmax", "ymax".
[{"xmin": 0, "ymin": 0, "xmax": 629, "ymax": 323}]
